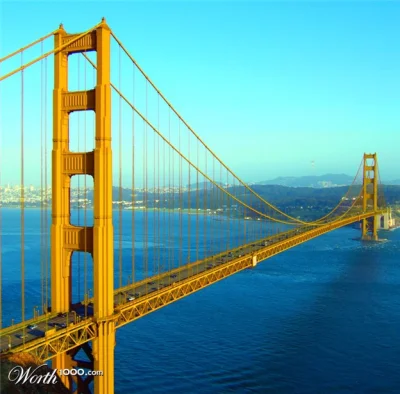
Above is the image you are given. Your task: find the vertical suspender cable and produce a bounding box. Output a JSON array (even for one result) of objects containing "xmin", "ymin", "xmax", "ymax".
[
  {"xmin": 227, "ymin": 170, "xmax": 230, "ymax": 251},
  {"xmin": 157, "ymin": 95, "xmax": 160, "ymax": 275},
  {"xmin": 244, "ymin": 179, "xmax": 247, "ymax": 245},
  {"xmin": 251, "ymin": 193, "xmax": 254, "ymax": 242},
  {"xmin": 131, "ymin": 63, "xmax": 135, "ymax": 284},
  {"xmin": 162, "ymin": 112, "xmax": 166, "ymax": 274},
  {"xmin": 143, "ymin": 84, "xmax": 147, "ymax": 281},
  {"xmin": 0, "ymin": 57, "xmax": 2, "ymax": 328},
  {"xmin": 162, "ymin": 112, "xmax": 166, "ymax": 275},
  {"xmin": 84, "ymin": 51, "xmax": 88, "ymax": 308},
  {"xmin": 196, "ymin": 139, "xmax": 199, "ymax": 265},
  {"xmin": 77, "ymin": 55, "xmax": 81, "ymax": 302},
  {"xmin": 119, "ymin": 45, "xmax": 123, "ymax": 295},
  {"xmin": 262, "ymin": 200, "xmax": 265, "ymax": 240},
  {"xmin": 187, "ymin": 128, "xmax": 191, "ymax": 268},
  {"xmin": 236, "ymin": 178, "xmax": 239, "ymax": 247},
  {"xmin": 202, "ymin": 150, "xmax": 206, "ymax": 259},
  {"xmin": 203, "ymin": 149, "xmax": 207, "ymax": 258},
  {"xmin": 20, "ymin": 52, "xmax": 25, "ymax": 326},
  {"xmin": 220, "ymin": 161, "xmax": 223, "ymax": 254},
  {"xmin": 40, "ymin": 43, "xmax": 44, "ymax": 314},
  {"xmin": 171, "ymin": 112, "xmax": 174, "ymax": 272},
  {"xmin": 168, "ymin": 109, "xmax": 171, "ymax": 274},
  {"xmin": 210, "ymin": 156, "xmax": 215, "ymax": 258},
  {"xmin": 145, "ymin": 81, "xmax": 149, "ymax": 279},
  {"xmin": 180, "ymin": 123, "xmax": 183, "ymax": 267},
  {"xmin": 180, "ymin": 133, "xmax": 183, "ymax": 262},
  {"xmin": 154, "ymin": 95, "xmax": 157, "ymax": 276},
  {"xmin": 44, "ymin": 56, "xmax": 49, "ymax": 311}
]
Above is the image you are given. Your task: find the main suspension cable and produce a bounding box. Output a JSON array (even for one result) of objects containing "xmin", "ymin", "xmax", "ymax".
[
  {"xmin": 109, "ymin": 31, "xmax": 329, "ymax": 226},
  {"xmin": 312, "ymin": 159, "xmax": 364, "ymax": 223},
  {"xmin": 113, "ymin": 84, "xmax": 303, "ymax": 225},
  {"xmin": 81, "ymin": 53, "xmax": 304, "ymax": 226},
  {"xmin": 0, "ymin": 22, "xmax": 102, "ymax": 82},
  {"xmin": 0, "ymin": 30, "xmax": 56, "ymax": 63}
]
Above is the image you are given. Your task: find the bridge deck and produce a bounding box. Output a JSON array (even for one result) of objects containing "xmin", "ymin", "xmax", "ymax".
[{"xmin": 0, "ymin": 211, "xmax": 384, "ymax": 361}]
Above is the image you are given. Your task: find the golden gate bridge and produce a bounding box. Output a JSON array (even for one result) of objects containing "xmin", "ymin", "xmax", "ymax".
[{"xmin": 0, "ymin": 19, "xmax": 390, "ymax": 394}]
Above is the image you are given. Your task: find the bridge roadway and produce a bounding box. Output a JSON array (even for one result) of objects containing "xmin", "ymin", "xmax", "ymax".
[{"xmin": 0, "ymin": 210, "xmax": 384, "ymax": 361}]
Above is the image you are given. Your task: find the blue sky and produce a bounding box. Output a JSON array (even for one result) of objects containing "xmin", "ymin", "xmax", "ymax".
[{"xmin": 0, "ymin": 1, "xmax": 399, "ymax": 186}]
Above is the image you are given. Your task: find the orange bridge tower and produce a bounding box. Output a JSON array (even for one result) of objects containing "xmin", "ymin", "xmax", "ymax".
[{"xmin": 51, "ymin": 19, "xmax": 115, "ymax": 393}]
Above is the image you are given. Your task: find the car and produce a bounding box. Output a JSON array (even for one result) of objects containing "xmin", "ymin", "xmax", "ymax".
[
  {"xmin": 27, "ymin": 324, "xmax": 37, "ymax": 330},
  {"xmin": 18, "ymin": 334, "xmax": 28, "ymax": 339},
  {"xmin": 58, "ymin": 313, "xmax": 67, "ymax": 318},
  {"xmin": 170, "ymin": 274, "xmax": 177, "ymax": 278},
  {"xmin": 147, "ymin": 281, "xmax": 155, "ymax": 285},
  {"xmin": 134, "ymin": 293, "xmax": 140, "ymax": 297},
  {"xmin": 127, "ymin": 296, "xmax": 135, "ymax": 301}
]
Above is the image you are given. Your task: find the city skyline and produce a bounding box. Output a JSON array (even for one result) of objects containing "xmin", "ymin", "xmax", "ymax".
[{"xmin": 1, "ymin": 170, "xmax": 400, "ymax": 191}]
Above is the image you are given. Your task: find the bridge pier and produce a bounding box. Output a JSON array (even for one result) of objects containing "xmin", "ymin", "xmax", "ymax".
[
  {"xmin": 92, "ymin": 321, "xmax": 116, "ymax": 394},
  {"xmin": 360, "ymin": 209, "xmax": 393, "ymax": 242},
  {"xmin": 53, "ymin": 352, "xmax": 74, "ymax": 391},
  {"xmin": 361, "ymin": 216, "xmax": 379, "ymax": 241}
]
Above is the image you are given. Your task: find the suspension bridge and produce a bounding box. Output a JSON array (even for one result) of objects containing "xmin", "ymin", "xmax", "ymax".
[{"xmin": 0, "ymin": 19, "xmax": 390, "ymax": 394}]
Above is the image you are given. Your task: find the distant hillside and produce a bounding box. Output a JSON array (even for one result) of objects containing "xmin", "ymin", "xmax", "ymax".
[
  {"xmin": 186, "ymin": 181, "xmax": 222, "ymax": 189},
  {"xmin": 256, "ymin": 174, "xmax": 354, "ymax": 188},
  {"xmin": 101, "ymin": 184, "xmax": 400, "ymax": 210},
  {"xmin": 5, "ymin": 184, "xmax": 399, "ymax": 222},
  {"xmin": 257, "ymin": 174, "xmax": 400, "ymax": 188}
]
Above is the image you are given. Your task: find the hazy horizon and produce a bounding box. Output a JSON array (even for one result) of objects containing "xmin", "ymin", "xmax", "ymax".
[{"xmin": 1, "ymin": 172, "xmax": 399, "ymax": 190}]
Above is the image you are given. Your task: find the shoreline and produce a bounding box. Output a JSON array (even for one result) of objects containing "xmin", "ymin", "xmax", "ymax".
[
  {"xmin": 0, "ymin": 206, "xmax": 252, "ymax": 220},
  {"xmin": 0, "ymin": 206, "xmax": 225, "ymax": 214}
]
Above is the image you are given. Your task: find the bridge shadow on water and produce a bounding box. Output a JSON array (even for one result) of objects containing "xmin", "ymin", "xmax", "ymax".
[{"xmin": 244, "ymin": 243, "xmax": 400, "ymax": 394}]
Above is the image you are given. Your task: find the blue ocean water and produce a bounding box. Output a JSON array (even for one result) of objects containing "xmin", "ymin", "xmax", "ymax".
[{"xmin": 2, "ymin": 208, "xmax": 400, "ymax": 393}]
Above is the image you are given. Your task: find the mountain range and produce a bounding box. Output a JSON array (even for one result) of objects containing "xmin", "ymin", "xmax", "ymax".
[{"xmin": 255, "ymin": 174, "xmax": 400, "ymax": 188}]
